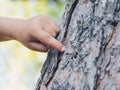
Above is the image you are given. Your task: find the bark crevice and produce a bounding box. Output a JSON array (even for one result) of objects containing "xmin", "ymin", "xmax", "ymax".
[
  {"xmin": 36, "ymin": 0, "xmax": 79, "ymax": 90},
  {"xmin": 36, "ymin": 0, "xmax": 120, "ymax": 90}
]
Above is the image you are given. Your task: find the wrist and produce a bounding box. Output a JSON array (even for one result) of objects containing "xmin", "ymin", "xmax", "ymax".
[
  {"xmin": 0, "ymin": 17, "xmax": 27, "ymax": 41},
  {"xmin": 10, "ymin": 18, "xmax": 28, "ymax": 41}
]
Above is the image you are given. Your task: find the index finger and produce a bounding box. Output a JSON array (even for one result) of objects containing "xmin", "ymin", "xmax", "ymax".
[{"xmin": 35, "ymin": 29, "xmax": 65, "ymax": 52}]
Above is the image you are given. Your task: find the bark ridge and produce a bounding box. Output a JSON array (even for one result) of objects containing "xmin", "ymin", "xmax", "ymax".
[{"xmin": 36, "ymin": 0, "xmax": 120, "ymax": 90}]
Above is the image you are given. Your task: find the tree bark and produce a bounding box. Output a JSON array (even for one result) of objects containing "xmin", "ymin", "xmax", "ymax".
[{"xmin": 36, "ymin": 0, "xmax": 120, "ymax": 90}]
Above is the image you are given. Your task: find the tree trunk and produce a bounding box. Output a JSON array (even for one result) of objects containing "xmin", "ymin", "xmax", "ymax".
[{"xmin": 36, "ymin": 0, "xmax": 120, "ymax": 90}]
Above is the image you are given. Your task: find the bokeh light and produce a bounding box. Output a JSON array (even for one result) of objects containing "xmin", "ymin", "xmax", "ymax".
[{"xmin": 0, "ymin": 0, "xmax": 65, "ymax": 90}]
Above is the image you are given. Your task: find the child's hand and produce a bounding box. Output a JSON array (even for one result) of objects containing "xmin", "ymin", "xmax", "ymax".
[
  {"xmin": 15, "ymin": 15, "xmax": 65, "ymax": 52},
  {"xmin": 0, "ymin": 15, "xmax": 65, "ymax": 52}
]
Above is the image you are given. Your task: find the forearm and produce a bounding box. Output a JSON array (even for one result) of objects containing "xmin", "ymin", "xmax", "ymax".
[{"xmin": 0, "ymin": 17, "xmax": 26, "ymax": 41}]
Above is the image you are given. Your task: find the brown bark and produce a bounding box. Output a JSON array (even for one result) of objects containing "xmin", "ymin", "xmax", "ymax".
[{"xmin": 36, "ymin": 0, "xmax": 120, "ymax": 90}]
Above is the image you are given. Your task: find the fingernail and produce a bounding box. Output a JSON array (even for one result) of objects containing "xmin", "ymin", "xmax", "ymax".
[{"xmin": 61, "ymin": 46, "xmax": 65, "ymax": 52}]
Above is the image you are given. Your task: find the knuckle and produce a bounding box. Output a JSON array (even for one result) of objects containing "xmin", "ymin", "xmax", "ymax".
[
  {"xmin": 42, "ymin": 48, "xmax": 48, "ymax": 52},
  {"xmin": 52, "ymin": 32, "xmax": 56, "ymax": 37},
  {"xmin": 45, "ymin": 35, "xmax": 52, "ymax": 44},
  {"xmin": 56, "ymin": 29, "xmax": 60, "ymax": 33}
]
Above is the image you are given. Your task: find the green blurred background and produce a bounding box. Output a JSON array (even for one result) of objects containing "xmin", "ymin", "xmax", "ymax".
[{"xmin": 0, "ymin": 0, "xmax": 65, "ymax": 90}]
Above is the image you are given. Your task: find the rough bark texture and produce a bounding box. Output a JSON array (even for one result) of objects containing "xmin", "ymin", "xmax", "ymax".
[{"xmin": 36, "ymin": 0, "xmax": 120, "ymax": 90}]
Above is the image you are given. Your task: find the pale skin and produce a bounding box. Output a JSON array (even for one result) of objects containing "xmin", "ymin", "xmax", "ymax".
[{"xmin": 0, "ymin": 15, "xmax": 65, "ymax": 52}]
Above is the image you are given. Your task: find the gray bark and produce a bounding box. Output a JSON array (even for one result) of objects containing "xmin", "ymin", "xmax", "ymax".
[{"xmin": 36, "ymin": 0, "xmax": 120, "ymax": 90}]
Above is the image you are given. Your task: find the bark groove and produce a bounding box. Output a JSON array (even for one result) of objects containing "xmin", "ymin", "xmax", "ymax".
[{"xmin": 36, "ymin": 0, "xmax": 120, "ymax": 90}]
